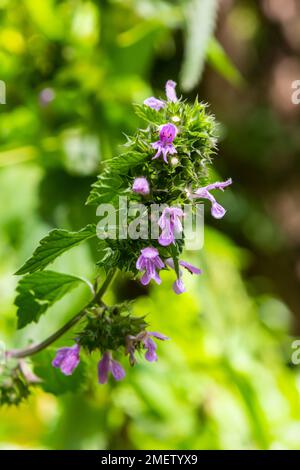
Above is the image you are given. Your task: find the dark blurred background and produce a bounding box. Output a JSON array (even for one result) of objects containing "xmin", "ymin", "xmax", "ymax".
[{"xmin": 0, "ymin": 0, "xmax": 300, "ymax": 450}]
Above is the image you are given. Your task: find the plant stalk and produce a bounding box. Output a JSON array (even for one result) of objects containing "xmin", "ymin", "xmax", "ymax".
[{"xmin": 7, "ymin": 269, "xmax": 116, "ymax": 360}]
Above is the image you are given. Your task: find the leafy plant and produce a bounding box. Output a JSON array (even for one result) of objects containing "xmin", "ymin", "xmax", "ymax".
[{"xmin": 2, "ymin": 80, "xmax": 232, "ymax": 402}]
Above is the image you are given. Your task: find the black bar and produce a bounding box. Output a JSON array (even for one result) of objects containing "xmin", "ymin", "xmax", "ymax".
[{"xmin": 0, "ymin": 450, "xmax": 299, "ymax": 465}]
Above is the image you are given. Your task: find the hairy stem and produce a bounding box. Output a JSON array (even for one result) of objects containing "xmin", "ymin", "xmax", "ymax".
[{"xmin": 7, "ymin": 269, "xmax": 117, "ymax": 360}]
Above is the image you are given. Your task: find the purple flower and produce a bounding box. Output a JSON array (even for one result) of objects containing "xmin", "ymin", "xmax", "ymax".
[
  {"xmin": 136, "ymin": 247, "xmax": 165, "ymax": 286},
  {"xmin": 151, "ymin": 123, "xmax": 177, "ymax": 163},
  {"xmin": 165, "ymin": 80, "xmax": 178, "ymax": 103},
  {"xmin": 125, "ymin": 335, "xmax": 138, "ymax": 366},
  {"xmin": 144, "ymin": 96, "xmax": 165, "ymax": 111},
  {"xmin": 143, "ymin": 331, "xmax": 169, "ymax": 362},
  {"xmin": 39, "ymin": 87, "xmax": 55, "ymax": 107},
  {"xmin": 136, "ymin": 331, "xmax": 169, "ymax": 362},
  {"xmin": 188, "ymin": 179, "xmax": 232, "ymax": 219},
  {"xmin": 98, "ymin": 351, "xmax": 125, "ymax": 384},
  {"xmin": 132, "ymin": 177, "xmax": 150, "ymax": 195},
  {"xmin": 158, "ymin": 207, "xmax": 184, "ymax": 246},
  {"xmin": 166, "ymin": 258, "xmax": 202, "ymax": 295},
  {"xmin": 173, "ymin": 278, "xmax": 186, "ymax": 295},
  {"xmin": 52, "ymin": 344, "xmax": 80, "ymax": 376}
]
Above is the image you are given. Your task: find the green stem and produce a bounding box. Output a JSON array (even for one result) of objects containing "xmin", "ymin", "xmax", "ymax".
[
  {"xmin": 95, "ymin": 268, "xmax": 116, "ymax": 304},
  {"xmin": 7, "ymin": 269, "xmax": 117, "ymax": 360}
]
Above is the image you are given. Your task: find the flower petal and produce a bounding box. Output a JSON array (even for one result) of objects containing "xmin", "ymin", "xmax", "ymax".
[
  {"xmin": 159, "ymin": 123, "xmax": 177, "ymax": 143},
  {"xmin": 136, "ymin": 254, "xmax": 145, "ymax": 271},
  {"xmin": 144, "ymin": 337, "xmax": 157, "ymax": 351},
  {"xmin": 173, "ymin": 278, "xmax": 186, "ymax": 295},
  {"xmin": 149, "ymin": 331, "xmax": 169, "ymax": 341},
  {"xmin": 144, "ymin": 97, "xmax": 165, "ymax": 111},
  {"xmin": 98, "ymin": 352, "xmax": 111, "ymax": 384},
  {"xmin": 132, "ymin": 177, "xmax": 150, "ymax": 195},
  {"xmin": 110, "ymin": 360, "xmax": 126, "ymax": 381},
  {"xmin": 165, "ymin": 80, "xmax": 178, "ymax": 103},
  {"xmin": 52, "ymin": 348, "xmax": 69, "ymax": 368},
  {"xmin": 193, "ymin": 188, "xmax": 215, "ymax": 203},
  {"xmin": 211, "ymin": 202, "xmax": 226, "ymax": 219},
  {"xmin": 141, "ymin": 246, "xmax": 159, "ymax": 258},
  {"xmin": 141, "ymin": 271, "xmax": 151, "ymax": 286},
  {"xmin": 205, "ymin": 178, "xmax": 232, "ymax": 192},
  {"xmin": 144, "ymin": 338, "xmax": 158, "ymax": 362},
  {"xmin": 154, "ymin": 256, "xmax": 165, "ymax": 270},
  {"xmin": 152, "ymin": 270, "xmax": 162, "ymax": 285},
  {"xmin": 60, "ymin": 354, "xmax": 80, "ymax": 376},
  {"xmin": 145, "ymin": 348, "xmax": 158, "ymax": 362},
  {"xmin": 179, "ymin": 260, "xmax": 202, "ymax": 275},
  {"xmin": 165, "ymin": 258, "xmax": 175, "ymax": 270},
  {"xmin": 158, "ymin": 227, "xmax": 174, "ymax": 246},
  {"xmin": 52, "ymin": 344, "xmax": 80, "ymax": 376}
]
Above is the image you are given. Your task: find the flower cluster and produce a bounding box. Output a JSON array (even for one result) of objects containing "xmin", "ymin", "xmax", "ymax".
[
  {"xmin": 52, "ymin": 302, "xmax": 169, "ymax": 384},
  {"xmin": 52, "ymin": 329, "xmax": 169, "ymax": 384},
  {"xmin": 134, "ymin": 80, "xmax": 232, "ymax": 295},
  {"xmin": 49, "ymin": 79, "xmax": 232, "ymax": 387},
  {"xmin": 52, "ymin": 344, "xmax": 126, "ymax": 383}
]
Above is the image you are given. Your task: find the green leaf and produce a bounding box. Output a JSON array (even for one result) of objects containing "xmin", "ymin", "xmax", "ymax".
[
  {"xmin": 32, "ymin": 349, "xmax": 85, "ymax": 395},
  {"xmin": 87, "ymin": 152, "xmax": 148, "ymax": 206},
  {"xmin": 207, "ymin": 38, "xmax": 245, "ymax": 87},
  {"xmin": 108, "ymin": 151, "xmax": 148, "ymax": 175},
  {"xmin": 15, "ymin": 271, "xmax": 84, "ymax": 329},
  {"xmin": 16, "ymin": 225, "xmax": 96, "ymax": 275},
  {"xmin": 86, "ymin": 169, "xmax": 126, "ymax": 205},
  {"xmin": 134, "ymin": 103, "xmax": 166, "ymax": 126},
  {"xmin": 180, "ymin": 0, "xmax": 219, "ymax": 91}
]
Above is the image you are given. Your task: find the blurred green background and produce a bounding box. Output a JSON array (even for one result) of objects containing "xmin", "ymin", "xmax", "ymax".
[{"xmin": 1, "ymin": 0, "xmax": 300, "ymax": 450}]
